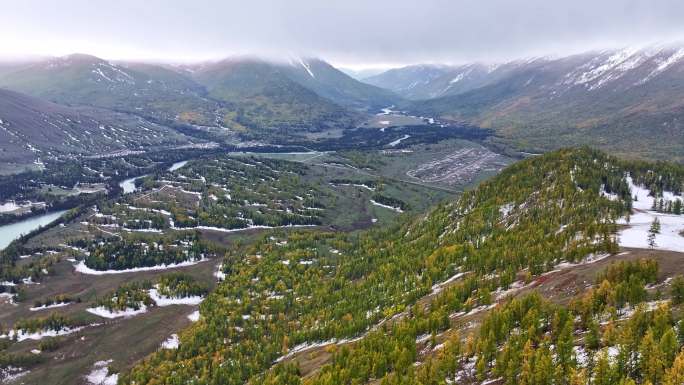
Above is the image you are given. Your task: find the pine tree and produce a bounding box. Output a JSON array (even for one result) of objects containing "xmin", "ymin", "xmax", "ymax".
[
  {"xmin": 659, "ymin": 328, "xmax": 679, "ymax": 368},
  {"xmin": 663, "ymin": 349, "xmax": 684, "ymax": 385},
  {"xmin": 593, "ymin": 350, "xmax": 614, "ymax": 385},
  {"xmin": 569, "ymin": 368, "xmax": 587, "ymax": 385},
  {"xmin": 555, "ymin": 318, "xmax": 575, "ymax": 381},
  {"xmin": 640, "ymin": 330, "xmax": 665, "ymax": 385},
  {"xmin": 533, "ymin": 344, "xmax": 554, "ymax": 385},
  {"xmin": 519, "ymin": 339, "xmax": 535, "ymax": 385},
  {"xmin": 648, "ymin": 217, "xmax": 660, "ymax": 248},
  {"xmin": 671, "ymin": 276, "xmax": 684, "ymax": 305}
]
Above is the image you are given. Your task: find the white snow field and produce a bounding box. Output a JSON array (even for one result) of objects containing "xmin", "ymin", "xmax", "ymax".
[
  {"xmin": 85, "ymin": 360, "xmax": 118, "ymax": 385},
  {"xmin": 617, "ymin": 176, "xmax": 684, "ymax": 252}
]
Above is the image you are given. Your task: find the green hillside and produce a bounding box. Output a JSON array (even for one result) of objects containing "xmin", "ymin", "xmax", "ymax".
[
  {"xmin": 192, "ymin": 59, "xmax": 360, "ymax": 136},
  {"xmin": 0, "ymin": 54, "xmax": 220, "ymax": 126},
  {"xmin": 120, "ymin": 148, "xmax": 684, "ymax": 384}
]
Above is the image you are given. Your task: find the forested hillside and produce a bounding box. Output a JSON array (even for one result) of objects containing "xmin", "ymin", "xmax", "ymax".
[{"xmin": 119, "ymin": 148, "xmax": 684, "ymax": 384}]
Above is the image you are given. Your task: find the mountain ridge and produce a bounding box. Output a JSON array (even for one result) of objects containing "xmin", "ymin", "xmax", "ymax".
[
  {"xmin": 363, "ymin": 46, "xmax": 684, "ymax": 161},
  {"xmin": 0, "ymin": 54, "xmax": 403, "ymax": 139}
]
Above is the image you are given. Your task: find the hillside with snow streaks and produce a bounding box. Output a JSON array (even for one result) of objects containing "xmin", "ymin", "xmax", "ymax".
[
  {"xmin": 400, "ymin": 45, "xmax": 684, "ymax": 161},
  {"xmin": 0, "ymin": 88, "xmax": 195, "ymax": 164}
]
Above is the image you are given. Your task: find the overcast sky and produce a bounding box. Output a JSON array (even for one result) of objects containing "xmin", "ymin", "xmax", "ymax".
[{"xmin": 2, "ymin": 0, "xmax": 684, "ymax": 68}]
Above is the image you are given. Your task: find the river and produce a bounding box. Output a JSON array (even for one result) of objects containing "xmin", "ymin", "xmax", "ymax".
[
  {"xmin": 0, "ymin": 210, "xmax": 67, "ymax": 250},
  {"xmin": 119, "ymin": 160, "xmax": 188, "ymax": 194}
]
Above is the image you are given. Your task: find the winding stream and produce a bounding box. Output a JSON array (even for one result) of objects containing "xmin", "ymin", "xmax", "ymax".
[{"xmin": 0, "ymin": 210, "xmax": 67, "ymax": 250}]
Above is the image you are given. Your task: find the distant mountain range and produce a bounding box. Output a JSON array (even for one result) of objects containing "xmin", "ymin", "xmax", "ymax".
[
  {"xmin": 2, "ymin": 46, "xmax": 684, "ymax": 165},
  {"xmin": 0, "ymin": 54, "xmax": 406, "ymax": 165},
  {"xmin": 0, "ymin": 54, "xmax": 400, "ymax": 144},
  {"xmin": 363, "ymin": 46, "xmax": 684, "ymax": 161}
]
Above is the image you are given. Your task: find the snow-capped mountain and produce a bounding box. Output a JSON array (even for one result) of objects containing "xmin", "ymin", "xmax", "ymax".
[
  {"xmin": 372, "ymin": 45, "xmax": 684, "ymax": 161},
  {"xmin": 363, "ymin": 64, "xmax": 455, "ymax": 99},
  {"xmin": 367, "ymin": 45, "xmax": 684, "ymax": 100}
]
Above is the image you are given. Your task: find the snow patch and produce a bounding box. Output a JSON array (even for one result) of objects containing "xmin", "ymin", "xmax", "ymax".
[
  {"xmin": 387, "ymin": 134, "xmax": 410, "ymax": 147},
  {"xmin": 617, "ymin": 176, "xmax": 684, "ymax": 252},
  {"xmin": 30, "ymin": 302, "xmax": 71, "ymax": 311},
  {"xmin": 187, "ymin": 310, "xmax": 200, "ymax": 322},
  {"xmin": 370, "ymin": 199, "xmax": 403, "ymax": 213},
  {"xmin": 160, "ymin": 334, "xmax": 179, "ymax": 349},
  {"xmin": 149, "ymin": 287, "xmax": 204, "ymax": 306},
  {"xmin": 74, "ymin": 258, "xmax": 206, "ymax": 275},
  {"xmin": 86, "ymin": 305, "xmax": 147, "ymax": 319},
  {"xmin": 1, "ymin": 326, "xmax": 85, "ymax": 341},
  {"xmin": 85, "ymin": 360, "xmax": 118, "ymax": 385}
]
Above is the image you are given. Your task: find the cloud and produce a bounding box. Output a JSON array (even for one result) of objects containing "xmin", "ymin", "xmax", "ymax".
[{"xmin": 1, "ymin": 0, "xmax": 683, "ymax": 66}]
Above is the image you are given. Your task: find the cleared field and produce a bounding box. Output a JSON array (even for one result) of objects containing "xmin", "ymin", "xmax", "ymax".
[
  {"xmin": 0, "ymin": 246, "xmax": 219, "ymax": 385},
  {"xmin": 371, "ymin": 139, "xmax": 512, "ymax": 190}
]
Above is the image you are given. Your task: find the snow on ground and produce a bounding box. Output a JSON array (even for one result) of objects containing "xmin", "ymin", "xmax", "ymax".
[
  {"xmin": 85, "ymin": 360, "xmax": 118, "ymax": 385},
  {"xmin": 465, "ymin": 304, "xmax": 497, "ymax": 316},
  {"xmin": 30, "ymin": 301, "xmax": 71, "ymax": 311},
  {"xmin": 431, "ymin": 272, "xmax": 467, "ymax": 295},
  {"xmin": 553, "ymin": 253, "xmax": 611, "ymax": 271},
  {"xmin": 214, "ymin": 264, "xmax": 226, "ymax": 281},
  {"xmin": 74, "ymin": 258, "xmax": 206, "ymax": 275},
  {"xmin": 387, "ymin": 134, "xmax": 410, "ymax": 147},
  {"xmin": 160, "ymin": 334, "xmax": 179, "ymax": 349},
  {"xmin": 499, "ymin": 203, "xmax": 514, "ymax": 218},
  {"xmin": 0, "ymin": 366, "xmax": 29, "ymax": 383},
  {"xmin": 187, "ymin": 310, "xmax": 200, "ymax": 322},
  {"xmin": 332, "ymin": 182, "xmax": 376, "ymax": 191},
  {"xmin": 0, "ymin": 326, "xmax": 85, "ymax": 341},
  {"xmin": 618, "ymin": 212, "xmax": 684, "ymax": 252},
  {"xmin": 0, "ymin": 292, "xmax": 16, "ymax": 304},
  {"xmin": 149, "ymin": 287, "xmax": 203, "ymax": 306},
  {"xmin": 86, "ymin": 305, "xmax": 147, "ymax": 319},
  {"xmin": 370, "ymin": 199, "xmax": 404, "ymax": 213},
  {"xmin": 0, "ymin": 202, "xmax": 22, "ymax": 213},
  {"xmin": 494, "ymin": 280, "xmax": 533, "ymax": 300},
  {"xmin": 274, "ymin": 339, "xmax": 338, "ymax": 363},
  {"xmin": 173, "ymin": 224, "xmax": 317, "ymax": 233},
  {"xmin": 616, "ymin": 176, "xmax": 684, "ymax": 252},
  {"xmin": 573, "ymin": 346, "xmax": 589, "ymax": 367},
  {"xmin": 627, "ymin": 176, "xmax": 658, "ymax": 210}
]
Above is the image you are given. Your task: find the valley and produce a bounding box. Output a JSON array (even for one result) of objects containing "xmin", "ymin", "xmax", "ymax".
[
  {"xmin": 1, "ymin": 142, "xmax": 683, "ymax": 385},
  {"xmin": 0, "ymin": 136, "xmax": 479, "ymax": 384},
  {"xmin": 0, "ymin": 39, "xmax": 683, "ymax": 385}
]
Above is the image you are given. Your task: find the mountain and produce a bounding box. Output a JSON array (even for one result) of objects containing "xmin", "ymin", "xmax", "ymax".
[
  {"xmin": 338, "ymin": 67, "xmax": 387, "ymax": 80},
  {"xmin": 0, "ymin": 54, "xmax": 220, "ymax": 126},
  {"xmin": 0, "ymin": 88, "xmax": 194, "ymax": 165},
  {"xmin": 363, "ymin": 64, "xmax": 456, "ymax": 99},
  {"xmin": 279, "ymin": 58, "xmax": 400, "ymax": 109},
  {"xmin": 189, "ymin": 57, "xmax": 360, "ymax": 135},
  {"xmin": 374, "ymin": 46, "xmax": 684, "ymax": 161},
  {"xmin": 0, "ymin": 54, "xmax": 398, "ymax": 139},
  {"xmin": 366, "ymin": 61, "xmax": 568, "ymax": 101}
]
